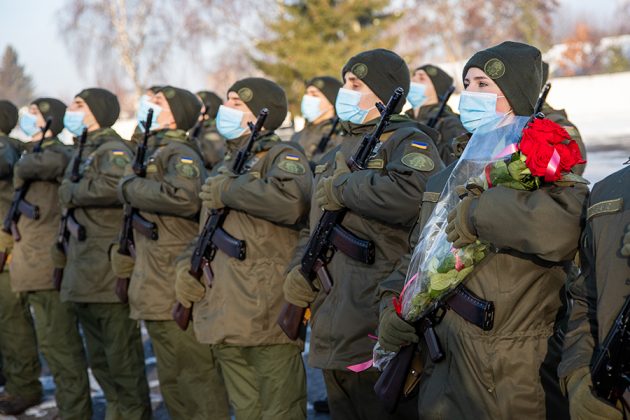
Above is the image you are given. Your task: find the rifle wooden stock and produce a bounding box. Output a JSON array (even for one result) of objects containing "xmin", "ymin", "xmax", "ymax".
[{"xmin": 276, "ymin": 303, "xmax": 307, "ymax": 341}]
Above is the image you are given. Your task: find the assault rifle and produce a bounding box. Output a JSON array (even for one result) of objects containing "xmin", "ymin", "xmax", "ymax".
[
  {"xmin": 115, "ymin": 108, "xmax": 158, "ymax": 302},
  {"xmin": 172, "ymin": 108, "xmax": 269, "ymax": 330},
  {"xmin": 2, "ymin": 118, "xmax": 53, "ymax": 241},
  {"xmin": 0, "ymin": 118, "xmax": 52, "ymax": 271},
  {"xmin": 592, "ymin": 294, "xmax": 630, "ymax": 411},
  {"xmin": 52, "ymin": 127, "xmax": 88, "ymax": 290},
  {"xmin": 276, "ymin": 87, "xmax": 405, "ymax": 341},
  {"xmin": 314, "ymin": 117, "xmax": 340, "ymax": 155},
  {"xmin": 427, "ymin": 86, "xmax": 455, "ymax": 129}
]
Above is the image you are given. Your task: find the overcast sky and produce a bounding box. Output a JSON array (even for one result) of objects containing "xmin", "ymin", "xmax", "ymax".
[{"xmin": 0, "ymin": 0, "xmax": 621, "ymax": 100}]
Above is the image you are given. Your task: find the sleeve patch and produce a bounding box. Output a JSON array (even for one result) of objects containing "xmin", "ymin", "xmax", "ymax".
[
  {"xmin": 175, "ymin": 158, "xmax": 200, "ymax": 178},
  {"xmin": 285, "ymin": 154, "xmax": 300, "ymax": 161},
  {"xmin": 401, "ymin": 152, "xmax": 435, "ymax": 172},
  {"xmin": 278, "ymin": 159, "xmax": 306, "ymax": 175},
  {"xmin": 110, "ymin": 150, "xmax": 131, "ymax": 168}
]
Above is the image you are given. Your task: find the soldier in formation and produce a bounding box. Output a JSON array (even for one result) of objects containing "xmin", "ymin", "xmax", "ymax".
[{"xmin": 1, "ymin": 36, "xmax": 626, "ymax": 420}]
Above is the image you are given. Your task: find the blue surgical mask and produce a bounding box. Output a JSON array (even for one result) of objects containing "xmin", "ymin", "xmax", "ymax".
[
  {"xmin": 216, "ymin": 105, "xmax": 246, "ymax": 140},
  {"xmin": 407, "ymin": 82, "xmax": 427, "ymax": 108},
  {"xmin": 335, "ymin": 88, "xmax": 373, "ymax": 124},
  {"xmin": 63, "ymin": 111, "xmax": 87, "ymax": 136},
  {"xmin": 136, "ymin": 95, "xmax": 162, "ymax": 132},
  {"xmin": 458, "ymin": 91, "xmax": 504, "ymax": 133},
  {"xmin": 301, "ymin": 95, "xmax": 323, "ymax": 123},
  {"xmin": 19, "ymin": 113, "xmax": 40, "ymax": 137}
]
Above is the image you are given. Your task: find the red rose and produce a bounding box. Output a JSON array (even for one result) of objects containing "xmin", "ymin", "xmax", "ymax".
[
  {"xmin": 556, "ymin": 140, "xmax": 586, "ymax": 172},
  {"xmin": 526, "ymin": 118, "xmax": 571, "ymax": 144},
  {"xmin": 519, "ymin": 133, "xmax": 555, "ymax": 178}
]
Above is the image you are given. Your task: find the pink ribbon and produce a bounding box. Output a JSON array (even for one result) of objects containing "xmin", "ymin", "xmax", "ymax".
[
  {"xmin": 544, "ymin": 149, "xmax": 560, "ymax": 182},
  {"xmin": 347, "ymin": 359, "xmax": 374, "ymax": 372},
  {"xmin": 493, "ymin": 143, "xmax": 519, "ymax": 159}
]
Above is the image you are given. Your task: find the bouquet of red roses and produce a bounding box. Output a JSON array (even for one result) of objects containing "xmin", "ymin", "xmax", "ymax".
[{"xmin": 400, "ymin": 115, "xmax": 586, "ymax": 322}]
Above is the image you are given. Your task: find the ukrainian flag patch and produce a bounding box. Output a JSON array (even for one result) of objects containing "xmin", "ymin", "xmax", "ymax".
[
  {"xmin": 180, "ymin": 157, "xmax": 194, "ymax": 164},
  {"xmin": 411, "ymin": 141, "xmax": 429, "ymax": 150},
  {"xmin": 112, "ymin": 150, "xmax": 126, "ymax": 156},
  {"xmin": 285, "ymin": 154, "xmax": 300, "ymax": 161}
]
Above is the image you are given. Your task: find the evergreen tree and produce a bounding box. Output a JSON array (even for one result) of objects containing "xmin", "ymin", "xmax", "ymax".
[
  {"xmin": 0, "ymin": 45, "xmax": 34, "ymax": 107},
  {"xmin": 252, "ymin": 0, "xmax": 400, "ymax": 117}
]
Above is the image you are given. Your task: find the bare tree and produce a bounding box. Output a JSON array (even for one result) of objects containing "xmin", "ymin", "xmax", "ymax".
[
  {"xmin": 397, "ymin": 0, "xmax": 558, "ymax": 63},
  {"xmin": 58, "ymin": 0, "xmax": 251, "ymax": 98},
  {"xmin": 0, "ymin": 45, "xmax": 34, "ymax": 107}
]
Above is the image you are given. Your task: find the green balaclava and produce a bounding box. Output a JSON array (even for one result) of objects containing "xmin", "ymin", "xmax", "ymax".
[
  {"xmin": 415, "ymin": 64, "xmax": 454, "ymax": 98},
  {"xmin": 32, "ymin": 98, "xmax": 66, "ymax": 136},
  {"xmin": 342, "ymin": 48, "xmax": 410, "ymax": 113},
  {"xmin": 306, "ymin": 76, "xmax": 343, "ymax": 106},
  {"xmin": 158, "ymin": 86, "xmax": 202, "ymax": 131},
  {"xmin": 0, "ymin": 100, "xmax": 18, "ymax": 134},
  {"xmin": 197, "ymin": 91, "xmax": 223, "ymax": 120},
  {"xmin": 228, "ymin": 77, "xmax": 288, "ymax": 131},
  {"xmin": 462, "ymin": 41, "xmax": 542, "ymax": 116},
  {"xmin": 76, "ymin": 88, "xmax": 120, "ymax": 127}
]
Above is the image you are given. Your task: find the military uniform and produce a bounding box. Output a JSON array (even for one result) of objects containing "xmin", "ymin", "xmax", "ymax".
[
  {"xmin": 0, "ymin": 103, "xmax": 43, "ymax": 415},
  {"xmin": 290, "ymin": 118, "xmax": 343, "ymax": 164},
  {"xmin": 284, "ymin": 49, "xmax": 443, "ymax": 419},
  {"xmin": 177, "ymin": 77, "xmax": 311, "ymax": 420},
  {"xmin": 56, "ymin": 88, "xmax": 151, "ymax": 420},
  {"xmin": 558, "ymin": 165, "xmax": 629, "ymax": 419},
  {"xmin": 302, "ymin": 115, "xmax": 441, "ymax": 419},
  {"xmin": 10, "ymin": 121, "xmax": 92, "ymax": 419},
  {"xmin": 405, "ymin": 104, "xmax": 464, "ymax": 164},
  {"xmin": 120, "ymin": 102, "xmax": 229, "ymax": 419},
  {"xmin": 379, "ymin": 41, "xmax": 589, "ymax": 420},
  {"xmin": 192, "ymin": 131, "xmax": 311, "ymax": 419}
]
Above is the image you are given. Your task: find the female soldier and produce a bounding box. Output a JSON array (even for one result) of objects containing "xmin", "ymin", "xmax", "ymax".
[{"xmin": 378, "ymin": 41, "xmax": 589, "ymax": 419}]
